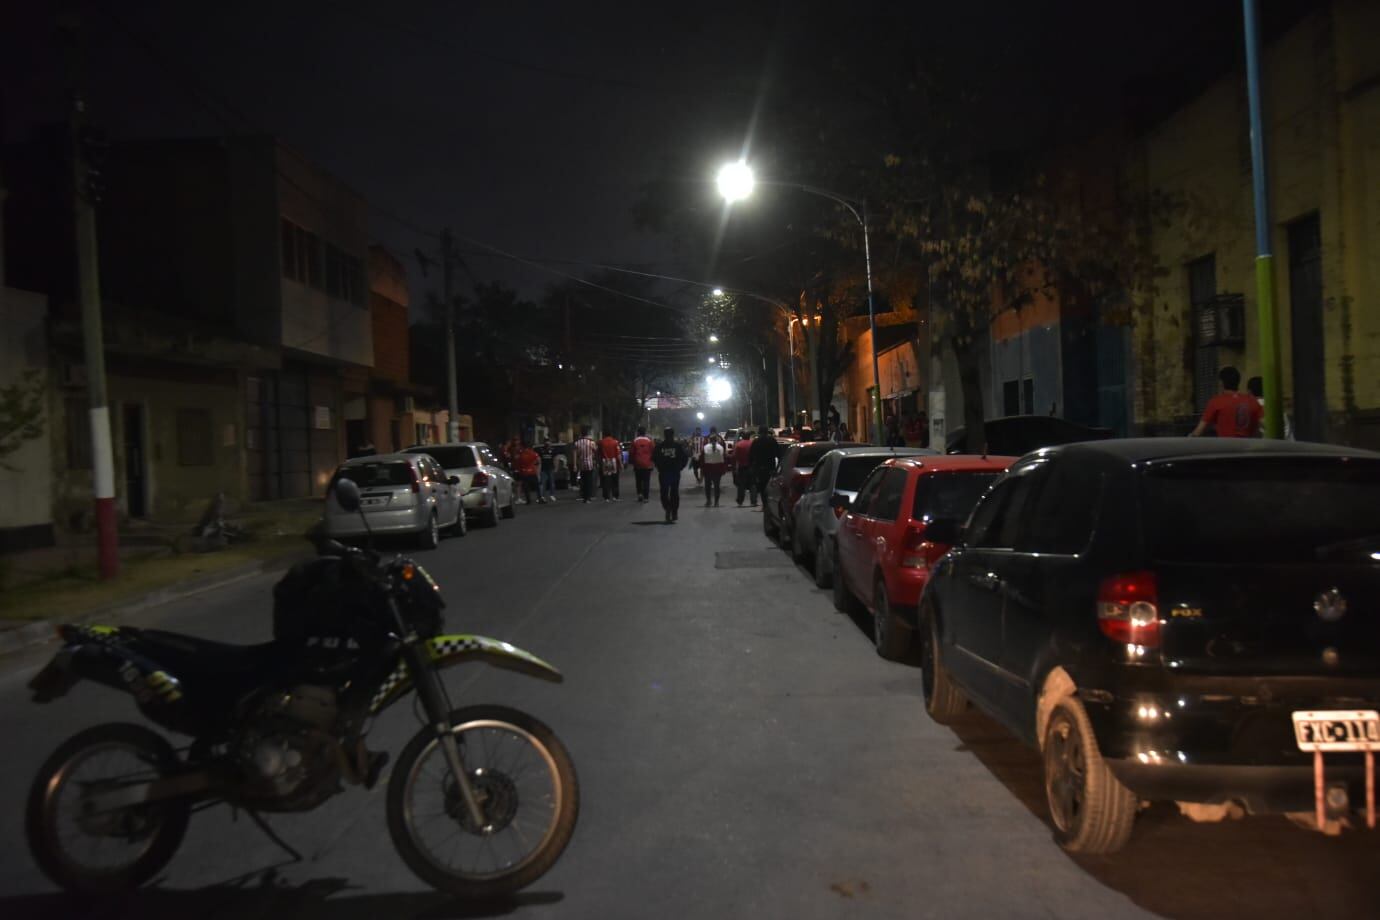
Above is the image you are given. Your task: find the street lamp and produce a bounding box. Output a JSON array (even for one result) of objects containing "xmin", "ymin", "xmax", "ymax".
[
  {"xmin": 707, "ymin": 356, "xmax": 717, "ymax": 364},
  {"xmin": 717, "ymin": 160, "xmax": 884, "ymax": 444},
  {"xmin": 696, "ymin": 411, "xmax": 705, "ymax": 421},
  {"xmin": 711, "ymin": 288, "xmax": 725, "ymax": 297},
  {"xmin": 708, "ymin": 334, "xmax": 719, "ymax": 343}
]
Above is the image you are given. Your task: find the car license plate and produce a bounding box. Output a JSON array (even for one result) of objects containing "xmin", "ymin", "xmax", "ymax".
[
  {"xmin": 1292, "ymin": 710, "xmax": 1380, "ymax": 751},
  {"xmin": 362, "ymin": 496, "xmax": 387, "ymax": 507}
]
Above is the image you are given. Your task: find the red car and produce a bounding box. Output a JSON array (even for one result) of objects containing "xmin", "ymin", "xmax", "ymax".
[{"xmin": 833, "ymin": 455, "xmax": 1015, "ymax": 659}]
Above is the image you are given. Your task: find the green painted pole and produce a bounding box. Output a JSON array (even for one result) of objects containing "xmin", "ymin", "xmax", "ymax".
[{"xmin": 1243, "ymin": 0, "xmax": 1284, "ymax": 438}]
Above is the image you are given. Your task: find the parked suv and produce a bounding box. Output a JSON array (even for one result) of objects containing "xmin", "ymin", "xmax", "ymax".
[
  {"xmin": 790, "ymin": 447, "xmax": 931, "ymax": 585},
  {"xmin": 324, "ymin": 453, "xmax": 463, "ymax": 549},
  {"xmin": 920, "ymin": 439, "xmax": 1380, "ymax": 854},
  {"xmin": 833, "ymin": 454, "xmax": 1013, "ymax": 657},
  {"xmin": 403, "ymin": 442, "xmax": 517, "ymax": 527},
  {"xmin": 763, "ymin": 440, "xmax": 864, "ymax": 548}
]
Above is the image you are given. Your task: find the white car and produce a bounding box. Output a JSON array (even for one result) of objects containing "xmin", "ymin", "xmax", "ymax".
[
  {"xmin": 324, "ymin": 453, "xmax": 463, "ymax": 549},
  {"xmin": 403, "ymin": 442, "xmax": 517, "ymax": 527}
]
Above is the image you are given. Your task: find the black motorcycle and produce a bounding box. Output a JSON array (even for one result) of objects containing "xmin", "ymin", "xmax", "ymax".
[{"xmin": 24, "ymin": 478, "xmax": 578, "ymax": 898}]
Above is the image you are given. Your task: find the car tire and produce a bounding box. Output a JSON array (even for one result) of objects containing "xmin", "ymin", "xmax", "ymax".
[
  {"xmin": 813, "ymin": 536, "xmax": 833, "ymax": 589},
  {"xmin": 872, "ymin": 576, "xmax": 911, "ymax": 660},
  {"xmin": 920, "ymin": 604, "xmax": 967, "ymax": 723},
  {"xmin": 778, "ymin": 510, "xmax": 792, "ymax": 549},
  {"xmin": 502, "ymin": 492, "xmax": 516, "ymax": 519},
  {"xmin": 832, "ymin": 557, "xmax": 863, "ymax": 615},
  {"xmin": 763, "ymin": 506, "xmax": 779, "ymax": 543},
  {"xmin": 791, "ymin": 526, "xmax": 809, "ymax": 564},
  {"xmin": 449, "ymin": 505, "xmax": 467, "ymax": 538},
  {"xmin": 418, "ymin": 512, "xmax": 440, "ymax": 550},
  {"xmin": 486, "ymin": 491, "xmax": 501, "ymax": 528},
  {"xmin": 1043, "ymin": 697, "xmax": 1137, "ymax": 854}
]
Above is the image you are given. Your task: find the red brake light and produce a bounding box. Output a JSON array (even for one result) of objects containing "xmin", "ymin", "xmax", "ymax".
[
  {"xmin": 901, "ymin": 523, "xmax": 948, "ymax": 569},
  {"xmin": 408, "ymin": 465, "xmax": 420, "ymax": 494},
  {"xmin": 1097, "ymin": 571, "xmax": 1160, "ymax": 649},
  {"xmin": 471, "ymin": 470, "xmax": 489, "ymax": 488}
]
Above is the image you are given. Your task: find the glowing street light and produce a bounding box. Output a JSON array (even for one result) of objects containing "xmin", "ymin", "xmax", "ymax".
[
  {"xmin": 715, "ymin": 161, "xmax": 755, "ymax": 204},
  {"xmin": 707, "ymin": 356, "xmax": 717, "ymax": 364},
  {"xmin": 708, "ymin": 334, "xmax": 719, "ymax": 343},
  {"xmin": 711, "ymin": 288, "xmax": 725, "ymax": 297},
  {"xmin": 696, "ymin": 411, "xmax": 705, "ymax": 421},
  {"xmin": 706, "ymin": 375, "xmax": 733, "ymax": 403}
]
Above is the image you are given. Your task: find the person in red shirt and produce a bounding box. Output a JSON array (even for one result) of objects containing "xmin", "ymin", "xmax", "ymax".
[
  {"xmin": 631, "ymin": 426, "xmax": 656, "ymax": 503},
  {"xmin": 516, "ymin": 443, "xmax": 543, "ymax": 504},
  {"xmin": 733, "ymin": 431, "xmax": 756, "ymax": 506},
  {"xmin": 598, "ymin": 431, "xmax": 623, "ymax": 501},
  {"xmin": 1190, "ymin": 366, "xmax": 1262, "ymax": 438}
]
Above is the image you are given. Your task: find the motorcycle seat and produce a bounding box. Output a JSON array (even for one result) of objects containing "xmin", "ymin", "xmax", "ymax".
[{"xmin": 124, "ymin": 628, "xmax": 294, "ymax": 688}]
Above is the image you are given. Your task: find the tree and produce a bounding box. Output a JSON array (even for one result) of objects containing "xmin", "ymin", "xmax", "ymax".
[{"xmin": 0, "ymin": 370, "xmax": 45, "ymax": 471}]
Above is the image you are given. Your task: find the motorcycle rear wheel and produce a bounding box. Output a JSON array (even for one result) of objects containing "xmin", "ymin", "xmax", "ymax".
[
  {"xmin": 26, "ymin": 722, "xmax": 191, "ymax": 895},
  {"xmin": 387, "ymin": 704, "xmax": 579, "ymax": 899}
]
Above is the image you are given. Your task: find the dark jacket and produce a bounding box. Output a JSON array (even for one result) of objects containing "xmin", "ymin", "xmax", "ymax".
[
  {"xmin": 652, "ymin": 440, "xmax": 689, "ymax": 475},
  {"xmin": 748, "ymin": 435, "xmax": 780, "ymax": 475}
]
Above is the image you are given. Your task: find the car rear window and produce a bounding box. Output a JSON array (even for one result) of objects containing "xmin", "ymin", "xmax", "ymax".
[
  {"xmin": 796, "ymin": 442, "xmax": 860, "ymax": 468},
  {"xmin": 913, "ymin": 471, "xmax": 1000, "ymax": 523},
  {"xmin": 416, "ymin": 446, "xmax": 476, "ymax": 469},
  {"xmin": 337, "ymin": 462, "xmax": 414, "ymax": 488},
  {"xmin": 836, "ymin": 456, "xmax": 891, "ymax": 492},
  {"xmin": 1143, "ymin": 457, "xmax": 1380, "ymax": 563}
]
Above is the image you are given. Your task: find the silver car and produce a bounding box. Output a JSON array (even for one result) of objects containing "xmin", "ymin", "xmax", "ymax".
[
  {"xmin": 324, "ymin": 453, "xmax": 464, "ymax": 549},
  {"xmin": 403, "ymin": 442, "xmax": 516, "ymax": 528},
  {"xmin": 790, "ymin": 446, "xmax": 933, "ymax": 588}
]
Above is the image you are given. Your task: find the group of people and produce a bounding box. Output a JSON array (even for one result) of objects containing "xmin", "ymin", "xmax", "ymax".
[
  {"xmin": 682, "ymin": 425, "xmax": 781, "ymax": 510},
  {"xmin": 501, "ymin": 436, "xmax": 563, "ymax": 504},
  {"xmin": 1190, "ymin": 365, "xmax": 1292, "ymax": 439}
]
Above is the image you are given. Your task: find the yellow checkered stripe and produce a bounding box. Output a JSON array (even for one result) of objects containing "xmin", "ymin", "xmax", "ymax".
[
  {"xmin": 366, "ymin": 636, "xmax": 492, "ymax": 713},
  {"xmin": 145, "ymin": 670, "xmax": 183, "ymax": 702}
]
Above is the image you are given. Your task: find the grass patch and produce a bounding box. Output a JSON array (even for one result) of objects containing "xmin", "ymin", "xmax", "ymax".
[{"xmin": 0, "ymin": 530, "xmax": 315, "ymax": 625}]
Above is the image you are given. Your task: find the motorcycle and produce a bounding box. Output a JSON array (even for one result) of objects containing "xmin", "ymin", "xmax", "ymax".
[{"xmin": 23, "ymin": 477, "xmax": 578, "ymax": 898}]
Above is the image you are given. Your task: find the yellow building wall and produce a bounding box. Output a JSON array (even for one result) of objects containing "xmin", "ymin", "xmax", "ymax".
[{"xmin": 1134, "ymin": 2, "xmax": 1379, "ymax": 439}]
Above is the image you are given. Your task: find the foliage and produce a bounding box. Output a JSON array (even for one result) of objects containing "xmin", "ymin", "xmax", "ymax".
[{"xmin": 0, "ymin": 370, "xmax": 46, "ymax": 471}]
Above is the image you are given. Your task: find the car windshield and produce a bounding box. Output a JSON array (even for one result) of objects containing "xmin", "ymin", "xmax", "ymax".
[
  {"xmin": 836, "ymin": 456, "xmax": 890, "ymax": 492},
  {"xmin": 336, "ymin": 461, "xmax": 413, "ymax": 488},
  {"xmin": 417, "ymin": 446, "xmax": 476, "ymax": 469},
  {"xmin": 913, "ymin": 470, "xmax": 1001, "ymax": 522},
  {"xmin": 1143, "ymin": 457, "xmax": 1380, "ymax": 563},
  {"xmin": 797, "ymin": 442, "xmax": 857, "ymax": 468}
]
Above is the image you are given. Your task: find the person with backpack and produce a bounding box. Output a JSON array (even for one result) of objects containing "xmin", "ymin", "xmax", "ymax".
[
  {"xmin": 700, "ymin": 427, "xmax": 728, "ymax": 507},
  {"xmin": 652, "ymin": 426, "xmax": 689, "ymax": 523}
]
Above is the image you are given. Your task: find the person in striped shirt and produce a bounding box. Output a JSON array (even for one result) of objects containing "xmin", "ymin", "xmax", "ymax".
[
  {"xmin": 689, "ymin": 427, "xmax": 705, "ymax": 484},
  {"xmin": 572, "ymin": 426, "xmax": 599, "ymax": 503}
]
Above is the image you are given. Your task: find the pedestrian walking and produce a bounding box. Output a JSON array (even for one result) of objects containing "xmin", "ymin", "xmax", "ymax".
[
  {"xmin": 701, "ymin": 427, "xmax": 728, "ymax": 507},
  {"xmin": 689, "ymin": 426, "xmax": 706, "ymax": 484},
  {"xmin": 599, "ymin": 431, "xmax": 623, "ymax": 501},
  {"xmin": 573, "ymin": 426, "xmax": 599, "ymax": 503},
  {"xmin": 749, "ymin": 425, "xmax": 779, "ymax": 507},
  {"xmin": 516, "ymin": 442, "xmax": 543, "ymax": 504},
  {"xmin": 536, "ymin": 437, "xmax": 558, "ymax": 501},
  {"xmin": 631, "ymin": 426, "xmax": 655, "ymax": 502},
  {"xmin": 1190, "ymin": 366, "xmax": 1262, "ymax": 438},
  {"xmin": 733, "ymin": 429, "xmax": 756, "ymax": 506},
  {"xmin": 653, "ymin": 426, "xmax": 689, "ymax": 523}
]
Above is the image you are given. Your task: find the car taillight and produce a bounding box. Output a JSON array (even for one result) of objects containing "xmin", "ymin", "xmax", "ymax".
[
  {"xmin": 408, "ymin": 465, "xmax": 420, "ymax": 494},
  {"xmin": 900, "ymin": 523, "xmax": 948, "ymax": 569},
  {"xmin": 1097, "ymin": 571, "xmax": 1160, "ymax": 648},
  {"xmin": 471, "ymin": 470, "xmax": 489, "ymax": 488}
]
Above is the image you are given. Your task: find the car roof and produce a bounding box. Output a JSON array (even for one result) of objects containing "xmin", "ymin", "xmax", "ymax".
[
  {"xmin": 403, "ymin": 442, "xmax": 485, "ymax": 451},
  {"xmin": 828, "ymin": 446, "xmax": 935, "ymax": 458},
  {"xmin": 889, "ymin": 454, "xmax": 1018, "ymax": 472},
  {"xmin": 1033, "ymin": 437, "xmax": 1380, "ymax": 466},
  {"xmin": 340, "ymin": 452, "xmax": 419, "ymax": 466}
]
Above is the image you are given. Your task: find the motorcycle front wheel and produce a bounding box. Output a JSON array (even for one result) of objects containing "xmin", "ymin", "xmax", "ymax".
[
  {"xmin": 386, "ymin": 704, "xmax": 579, "ymax": 899},
  {"xmin": 26, "ymin": 722, "xmax": 191, "ymax": 895}
]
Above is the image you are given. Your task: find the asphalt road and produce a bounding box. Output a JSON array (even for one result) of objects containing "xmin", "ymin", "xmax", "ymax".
[{"xmin": 1, "ymin": 469, "xmax": 1376, "ymax": 920}]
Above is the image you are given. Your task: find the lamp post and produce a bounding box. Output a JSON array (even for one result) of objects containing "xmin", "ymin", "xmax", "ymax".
[{"xmin": 717, "ymin": 160, "xmax": 884, "ymax": 444}]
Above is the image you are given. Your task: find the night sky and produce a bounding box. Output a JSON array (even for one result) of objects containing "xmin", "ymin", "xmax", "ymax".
[{"xmin": 1, "ymin": 1, "xmax": 1311, "ymax": 311}]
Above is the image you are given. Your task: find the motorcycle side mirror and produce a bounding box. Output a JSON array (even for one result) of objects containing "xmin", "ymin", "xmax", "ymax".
[{"xmin": 334, "ymin": 478, "xmax": 362, "ymax": 513}]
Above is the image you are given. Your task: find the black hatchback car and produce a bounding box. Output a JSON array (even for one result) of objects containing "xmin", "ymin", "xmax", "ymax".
[{"xmin": 919, "ymin": 438, "xmax": 1380, "ymax": 854}]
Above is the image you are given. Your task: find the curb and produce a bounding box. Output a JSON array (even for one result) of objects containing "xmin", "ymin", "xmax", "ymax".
[{"xmin": 0, "ymin": 551, "xmax": 311, "ymax": 659}]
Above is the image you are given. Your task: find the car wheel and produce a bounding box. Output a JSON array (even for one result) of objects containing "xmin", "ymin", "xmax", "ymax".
[
  {"xmin": 418, "ymin": 512, "xmax": 440, "ymax": 550},
  {"xmin": 448, "ymin": 502, "xmax": 467, "ymax": 537},
  {"xmin": 763, "ymin": 506, "xmax": 779, "ymax": 543},
  {"xmin": 1043, "ymin": 697, "xmax": 1138, "ymax": 854},
  {"xmin": 920, "ymin": 603, "xmax": 967, "ymax": 723},
  {"xmin": 791, "ymin": 526, "xmax": 809, "ymax": 563},
  {"xmin": 778, "ymin": 510, "xmax": 792, "ymax": 549},
  {"xmin": 813, "ymin": 536, "xmax": 833, "ymax": 589},
  {"xmin": 502, "ymin": 491, "xmax": 516, "ymax": 519},
  {"xmin": 832, "ymin": 555, "xmax": 863, "ymax": 615},
  {"xmin": 872, "ymin": 575, "xmax": 911, "ymax": 660},
  {"xmin": 486, "ymin": 491, "xmax": 501, "ymax": 528}
]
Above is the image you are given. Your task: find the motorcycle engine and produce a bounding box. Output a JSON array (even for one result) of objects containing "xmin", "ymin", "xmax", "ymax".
[{"xmin": 234, "ymin": 685, "xmax": 343, "ymax": 811}]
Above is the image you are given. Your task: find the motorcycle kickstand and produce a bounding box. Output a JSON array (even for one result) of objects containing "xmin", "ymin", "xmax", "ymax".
[{"xmin": 243, "ymin": 808, "xmax": 304, "ymax": 864}]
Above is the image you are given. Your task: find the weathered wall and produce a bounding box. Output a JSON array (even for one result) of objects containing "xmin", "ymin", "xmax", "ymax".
[{"xmin": 0, "ymin": 286, "xmax": 54, "ymax": 549}]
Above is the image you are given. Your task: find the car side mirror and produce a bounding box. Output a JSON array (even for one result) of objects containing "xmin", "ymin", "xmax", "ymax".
[
  {"xmin": 333, "ymin": 478, "xmax": 361, "ymax": 513},
  {"xmin": 448, "ymin": 475, "xmax": 460, "ymax": 485},
  {"xmin": 829, "ymin": 492, "xmax": 851, "ymax": 511},
  {"xmin": 923, "ymin": 518, "xmax": 962, "ymax": 545}
]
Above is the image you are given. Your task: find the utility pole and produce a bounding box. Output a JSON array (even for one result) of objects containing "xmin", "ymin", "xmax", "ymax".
[
  {"xmin": 63, "ymin": 14, "xmax": 118, "ymax": 579},
  {"xmin": 439, "ymin": 228, "xmax": 460, "ymax": 442},
  {"xmin": 1242, "ymin": 0, "xmax": 1283, "ymax": 438}
]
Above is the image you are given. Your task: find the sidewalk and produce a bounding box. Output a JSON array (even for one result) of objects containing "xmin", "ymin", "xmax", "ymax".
[{"xmin": 0, "ymin": 499, "xmax": 322, "ymax": 655}]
